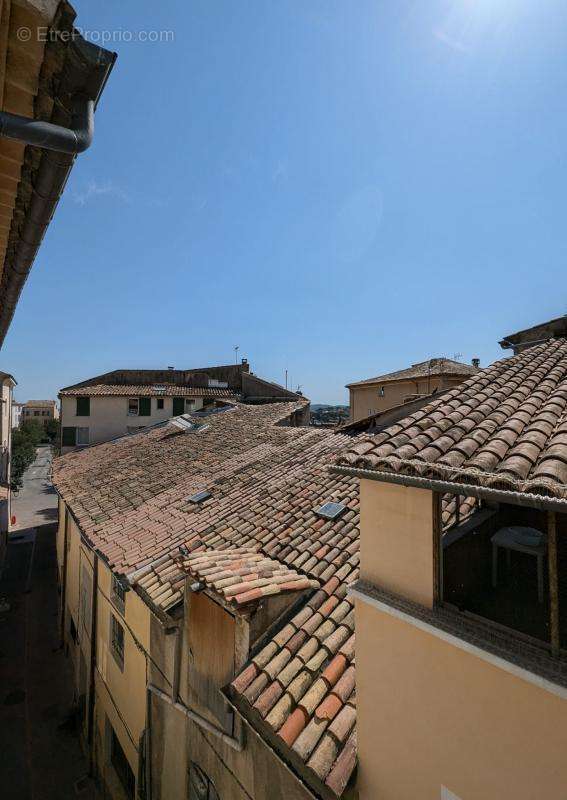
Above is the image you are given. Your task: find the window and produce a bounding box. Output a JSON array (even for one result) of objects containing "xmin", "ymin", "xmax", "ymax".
[
  {"xmin": 111, "ymin": 575, "xmax": 126, "ymax": 614},
  {"xmin": 77, "ymin": 427, "xmax": 89, "ymax": 446},
  {"xmin": 379, "ymin": 386, "xmax": 385, "ymax": 397},
  {"xmin": 62, "ymin": 427, "xmax": 76, "ymax": 447},
  {"xmin": 186, "ymin": 399, "xmax": 197, "ymax": 411},
  {"xmin": 172, "ymin": 397, "xmax": 185, "ymax": 415},
  {"xmin": 138, "ymin": 397, "xmax": 151, "ymax": 416},
  {"xmin": 110, "ymin": 614, "xmax": 125, "ymax": 670},
  {"xmin": 69, "ymin": 616, "xmax": 78, "ymax": 644},
  {"xmin": 188, "ymin": 763, "xmax": 219, "ymax": 800},
  {"xmin": 76, "ymin": 397, "xmax": 90, "ymax": 416},
  {"xmin": 80, "ymin": 566, "xmax": 92, "ymax": 633},
  {"xmin": 110, "ymin": 725, "xmax": 135, "ymax": 799},
  {"xmin": 128, "ymin": 398, "xmax": 139, "ymax": 416},
  {"xmin": 156, "ymin": 398, "xmax": 164, "ymax": 410},
  {"xmin": 33, "ymin": 410, "xmax": 40, "ymax": 417}
]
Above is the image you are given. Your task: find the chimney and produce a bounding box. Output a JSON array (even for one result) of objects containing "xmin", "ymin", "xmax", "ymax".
[{"xmin": 471, "ymin": 358, "xmax": 480, "ymax": 369}]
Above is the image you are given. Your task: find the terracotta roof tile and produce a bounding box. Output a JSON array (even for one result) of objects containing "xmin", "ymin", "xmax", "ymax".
[
  {"xmin": 53, "ymin": 399, "xmax": 473, "ymax": 798},
  {"xmin": 176, "ymin": 549, "xmax": 318, "ymax": 609},
  {"xmin": 337, "ymin": 340, "xmax": 567, "ymax": 502},
  {"xmin": 59, "ymin": 383, "xmax": 236, "ymax": 398}
]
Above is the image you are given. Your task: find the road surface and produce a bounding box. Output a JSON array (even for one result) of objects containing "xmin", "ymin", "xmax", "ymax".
[
  {"xmin": 0, "ymin": 447, "xmax": 97, "ymax": 798},
  {"xmin": 11, "ymin": 444, "xmax": 58, "ymax": 531}
]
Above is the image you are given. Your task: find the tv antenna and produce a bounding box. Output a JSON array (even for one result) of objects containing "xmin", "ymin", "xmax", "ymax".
[{"xmin": 234, "ymin": 345, "xmax": 239, "ymax": 364}]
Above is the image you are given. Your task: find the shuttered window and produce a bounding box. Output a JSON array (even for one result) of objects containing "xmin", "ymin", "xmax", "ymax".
[
  {"xmin": 138, "ymin": 397, "xmax": 151, "ymax": 416},
  {"xmin": 76, "ymin": 397, "xmax": 90, "ymax": 416},
  {"xmin": 62, "ymin": 427, "xmax": 76, "ymax": 447},
  {"xmin": 172, "ymin": 397, "xmax": 185, "ymax": 415}
]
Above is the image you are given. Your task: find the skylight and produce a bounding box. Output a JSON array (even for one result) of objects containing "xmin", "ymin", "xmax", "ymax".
[
  {"xmin": 187, "ymin": 490, "xmax": 211, "ymax": 504},
  {"xmin": 315, "ymin": 501, "xmax": 347, "ymax": 521}
]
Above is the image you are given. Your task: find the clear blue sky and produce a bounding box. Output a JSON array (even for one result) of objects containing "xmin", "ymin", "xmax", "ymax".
[{"xmin": 3, "ymin": 0, "xmax": 567, "ymax": 404}]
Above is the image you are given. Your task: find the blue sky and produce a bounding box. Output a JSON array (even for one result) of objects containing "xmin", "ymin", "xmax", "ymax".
[{"xmin": 3, "ymin": 0, "xmax": 567, "ymax": 404}]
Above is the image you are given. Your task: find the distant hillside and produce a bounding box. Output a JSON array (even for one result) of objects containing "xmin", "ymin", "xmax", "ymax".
[{"xmin": 311, "ymin": 404, "xmax": 349, "ymax": 411}]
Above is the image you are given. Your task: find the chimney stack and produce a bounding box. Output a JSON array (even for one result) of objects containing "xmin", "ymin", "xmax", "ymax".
[{"xmin": 472, "ymin": 358, "xmax": 480, "ymax": 369}]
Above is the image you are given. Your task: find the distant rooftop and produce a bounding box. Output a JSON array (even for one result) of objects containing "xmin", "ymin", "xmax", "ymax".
[
  {"xmin": 346, "ymin": 357, "xmax": 478, "ymax": 388},
  {"xmin": 60, "ymin": 361, "xmax": 305, "ymax": 403},
  {"xmin": 23, "ymin": 399, "xmax": 57, "ymax": 408},
  {"xmin": 500, "ymin": 314, "xmax": 567, "ymax": 352}
]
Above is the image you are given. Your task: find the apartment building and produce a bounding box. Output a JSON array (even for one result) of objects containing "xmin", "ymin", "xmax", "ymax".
[
  {"xmin": 11, "ymin": 401, "xmax": 23, "ymax": 429},
  {"xmin": 58, "ymin": 362, "xmax": 304, "ymax": 452},
  {"xmin": 335, "ymin": 327, "xmax": 567, "ymax": 800},
  {"xmin": 22, "ymin": 399, "xmax": 59, "ymax": 426},
  {"xmin": 346, "ymin": 357, "xmax": 478, "ymax": 423}
]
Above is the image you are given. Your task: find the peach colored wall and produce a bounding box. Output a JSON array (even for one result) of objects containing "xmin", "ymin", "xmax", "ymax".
[
  {"xmin": 360, "ymin": 479, "xmax": 435, "ymax": 607},
  {"xmin": 355, "ymin": 595, "xmax": 567, "ymax": 800},
  {"xmin": 349, "ymin": 376, "xmax": 464, "ymax": 423}
]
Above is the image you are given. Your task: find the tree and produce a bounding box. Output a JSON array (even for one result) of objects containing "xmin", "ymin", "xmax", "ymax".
[
  {"xmin": 45, "ymin": 418, "xmax": 60, "ymax": 444},
  {"xmin": 10, "ymin": 421, "xmax": 43, "ymax": 490}
]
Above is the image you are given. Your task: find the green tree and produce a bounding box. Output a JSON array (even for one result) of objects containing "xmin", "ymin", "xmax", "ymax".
[
  {"xmin": 10, "ymin": 421, "xmax": 44, "ymax": 490},
  {"xmin": 45, "ymin": 418, "xmax": 60, "ymax": 444}
]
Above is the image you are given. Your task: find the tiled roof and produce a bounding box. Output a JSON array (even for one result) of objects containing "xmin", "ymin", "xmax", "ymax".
[
  {"xmin": 23, "ymin": 400, "xmax": 57, "ymax": 407},
  {"xmin": 59, "ymin": 383, "xmax": 236, "ymax": 398},
  {"xmin": 337, "ymin": 339, "xmax": 567, "ymax": 502},
  {"xmin": 346, "ymin": 357, "xmax": 477, "ymax": 388},
  {"xmin": 173, "ymin": 550, "xmax": 319, "ymax": 607},
  {"xmin": 53, "ymin": 400, "xmax": 478, "ymax": 798},
  {"xmin": 230, "ymin": 571, "xmax": 357, "ymax": 798}
]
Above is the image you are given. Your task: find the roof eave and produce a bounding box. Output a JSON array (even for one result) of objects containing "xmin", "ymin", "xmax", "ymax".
[{"xmin": 330, "ymin": 464, "xmax": 567, "ymax": 513}]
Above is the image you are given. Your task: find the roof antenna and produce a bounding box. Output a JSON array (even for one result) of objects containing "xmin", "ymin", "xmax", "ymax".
[{"xmin": 234, "ymin": 345, "xmax": 239, "ymax": 364}]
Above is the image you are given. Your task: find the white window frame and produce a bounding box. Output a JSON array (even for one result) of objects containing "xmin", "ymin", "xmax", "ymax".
[{"xmin": 127, "ymin": 398, "xmax": 139, "ymax": 416}]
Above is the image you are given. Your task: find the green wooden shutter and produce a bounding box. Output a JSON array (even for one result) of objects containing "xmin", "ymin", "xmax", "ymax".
[
  {"xmin": 62, "ymin": 427, "xmax": 76, "ymax": 447},
  {"xmin": 138, "ymin": 397, "xmax": 151, "ymax": 416},
  {"xmin": 172, "ymin": 397, "xmax": 185, "ymax": 415},
  {"xmin": 76, "ymin": 397, "xmax": 90, "ymax": 416}
]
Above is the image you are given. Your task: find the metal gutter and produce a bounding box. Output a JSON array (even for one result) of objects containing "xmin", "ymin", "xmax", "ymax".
[
  {"xmin": 0, "ymin": 94, "xmax": 94, "ymax": 153},
  {"xmin": 330, "ymin": 464, "xmax": 567, "ymax": 513},
  {"xmin": 0, "ymin": 33, "xmax": 116, "ymax": 347}
]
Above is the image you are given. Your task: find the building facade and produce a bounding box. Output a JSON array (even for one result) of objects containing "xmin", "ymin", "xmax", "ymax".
[
  {"xmin": 346, "ymin": 357, "xmax": 478, "ymax": 423},
  {"xmin": 22, "ymin": 399, "xmax": 59, "ymax": 426},
  {"xmin": 11, "ymin": 400, "xmax": 23, "ymax": 429},
  {"xmin": 52, "ymin": 400, "xmax": 360, "ymax": 800},
  {"xmin": 336, "ymin": 334, "xmax": 567, "ymax": 800},
  {"xmin": 59, "ymin": 362, "xmax": 305, "ymax": 453}
]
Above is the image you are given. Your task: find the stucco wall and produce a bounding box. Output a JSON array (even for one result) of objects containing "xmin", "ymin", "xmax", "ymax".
[
  {"xmin": 360, "ymin": 479, "xmax": 435, "ymax": 607},
  {"xmin": 355, "ymin": 596, "xmax": 567, "ymax": 800},
  {"xmin": 349, "ymin": 375, "xmax": 464, "ymax": 423},
  {"xmin": 60, "ymin": 394, "xmax": 204, "ymax": 452}
]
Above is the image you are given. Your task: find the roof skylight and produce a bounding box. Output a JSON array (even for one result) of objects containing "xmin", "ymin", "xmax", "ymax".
[
  {"xmin": 187, "ymin": 490, "xmax": 211, "ymax": 504},
  {"xmin": 315, "ymin": 501, "xmax": 347, "ymax": 521}
]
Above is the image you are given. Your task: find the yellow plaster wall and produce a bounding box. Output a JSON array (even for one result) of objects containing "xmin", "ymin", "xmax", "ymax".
[
  {"xmin": 360, "ymin": 479, "xmax": 435, "ymax": 607},
  {"xmin": 349, "ymin": 375, "xmax": 465, "ymax": 422},
  {"xmin": 96, "ymin": 561, "xmax": 149, "ymax": 754},
  {"xmin": 355, "ymin": 596, "xmax": 567, "ymax": 800}
]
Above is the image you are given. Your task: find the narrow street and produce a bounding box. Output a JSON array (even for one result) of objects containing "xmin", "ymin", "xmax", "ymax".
[{"xmin": 0, "ymin": 446, "xmax": 96, "ymax": 799}]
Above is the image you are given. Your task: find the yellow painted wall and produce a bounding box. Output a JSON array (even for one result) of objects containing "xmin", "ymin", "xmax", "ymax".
[
  {"xmin": 360, "ymin": 479, "xmax": 435, "ymax": 607},
  {"xmin": 96, "ymin": 561, "xmax": 149, "ymax": 749},
  {"xmin": 355, "ymin": 596, "xmax": 567, "ymax": 800},
  {"xmin": 57, "ymin": 499, "xmax": 150, "ymax": 798},
  {"xmin": 349, "ymin": 375, "xmax": 464, "ymax": 423}
]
